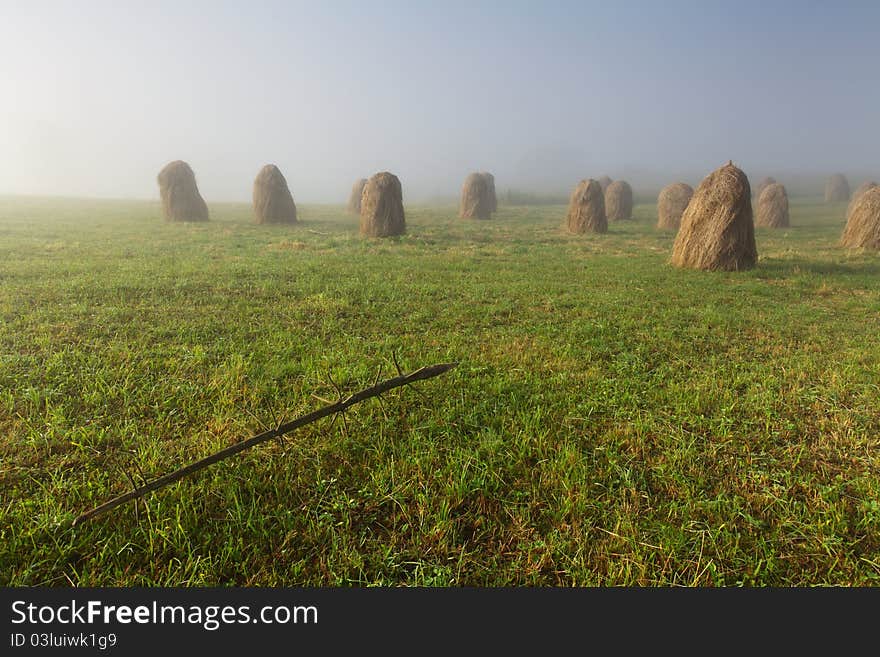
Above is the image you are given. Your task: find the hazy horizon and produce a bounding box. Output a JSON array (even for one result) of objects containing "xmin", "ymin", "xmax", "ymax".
[{"xmin": 1, "ymin": 0, "xmax": 878, "ymax": 203}]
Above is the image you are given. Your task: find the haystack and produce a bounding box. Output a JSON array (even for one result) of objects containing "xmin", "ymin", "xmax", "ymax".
[
  {"xmin": 566, "ymin": 179, "xmax": 607, "ymax": 234},
  {"xmin": 755, "ymin": 183, "xmax": 789, "ymax": 228},
  {"xmin": 459, "ymin": 172, "xmax": 492, "ymax": 219},
  {"xmin": 670, "ymin": 161, "xmax": 757, "ymax": 271},
  {"xmin": 360, "ymin": 171, "xmax": 406, "ymax": 237},
  {"xmin": 848, "ymin": 181, "xmax": 878, "ymax": 219},
  {"xmin": 846, "ymin": 180, "xmax": 877, "ymax": 213},
  {"xmin": 157, "ymin": 160, "xmax": 209, "ymax": 222},
  {"xmin": 481, "ymin": 172, "xmax": 498, "ymax": 212},
  {"xmin": 755, "ymin": 176, "xmax": 777, "ymax": 200},
  {"xmin": 841, "ymin": 187, "xmax": 880, "ymax": 249},
  {"xmin": 657, "ymin": 182, "xmax": 693, "ymax": 230},
  {"xmin": 347, "ymin": 178, "xmax": 368, "ymax": 214},
  {"xmin": 598, "ymin": 176, "xmax": 613, "ymax": 193},
  {"xmin": 605, "ymin": 180, "xmax": 633, "ymax": 221},
  {"xmin": 253, "ymin": 164, "xmax": 297, "ymax": 224},
  {"xmin": 852, "ymin": 181, "xmax": 879, "ymax": 202},
  {"xmin": 825, "ymin": 173, "xmax": 850, "ymax": 202}
]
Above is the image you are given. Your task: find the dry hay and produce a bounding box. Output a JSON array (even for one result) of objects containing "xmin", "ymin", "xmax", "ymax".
[
  {"xmin": 847, "ymin": 181, "xmax": 879, "ymax": 220},
  {"xmin": 755, "ymin": 182, "xmax": 789, "ymax": 228},
  {"xmin": 598, "ymin": 175, "xmax": 613, "ymax": 193},
  {"xmin": 360, "ymin": 171, "xmax": 406, "ymax": 237},
  {"xmin": 605, "ymin": 180, "xmax": 633, "ymax": 221},
  {"xmin": 566, "ymin": 179, "xmax": 607, "ymax": 234},
  {"xmin": 656, "ymin": 182, "xmax": 693, "ymax": 230},
  {"xmin": 825, "ymin": 173, "xmax": 851, "ymax": 202},
  {"xmin": 157, "ymin": 160, "xmax": 209, "ymax": 222},
  {"xmin": 459, "ymin": 172, "xmax": 492, "ymax": 219},
  {"xmin": 755, "ymin": 176, "xmax": 777, "ymax": 199},
  {"xmin": 253, "ymin": 164, "xmax": 297, "ymax": 224},
  {"xmin": 347, "ymin": 178, "xmax": 368, "ymax": 214},
  {"xmin": 481, "ymin": 171, "xmax": 497, "ymax": 212},
  {"xmin": 841, "ymin": 186, "xmax": 880, "ymax": 249},
  {"xmin": 852, "ymin": 180, "xmax": 879, "ymax": 202},
  {"xmin": 671, "ymin": 161, "xmax": 757, "ymax": 271}
]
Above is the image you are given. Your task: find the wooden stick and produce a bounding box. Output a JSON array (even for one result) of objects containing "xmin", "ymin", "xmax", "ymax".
[{"xmin": 71, "ymin": 362, "xmax": 457, "ymax": 527}]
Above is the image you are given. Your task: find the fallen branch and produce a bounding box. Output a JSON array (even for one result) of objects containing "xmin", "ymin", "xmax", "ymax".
[{"xmin": 71, "ymin": 361, "xmax": 457, "ymax": 527}]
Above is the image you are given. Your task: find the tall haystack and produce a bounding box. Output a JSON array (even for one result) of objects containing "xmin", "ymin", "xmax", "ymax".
[
  {"xmin": 755, "ymin": 183, "xmax": 789, "ymax": 228},
  {"xmin": 852, "ymin": 181, "xmax": 879, "ymax": 202},
  {"xmin": 481, "ymin": 172, "xmax": 498, "ymax": 212},
  {"xmin": 825, "ymin": 173, "xmax": 850, "ymax": 202},
  {"xmin": 157, "ymin": 160, "xmax": 209, "ymax": 222},
  {"xmin": 253, "ymin": 164, "xmax": 297, "ymax": 224},
  {"xmin": 671, "ymin": 161, "xmax": 757, "ymax": 271},
  {"xmin": 566, "ymin": 179, "xmax": 607, "ymax": 234},
  {"xmin": 347, "ymin": 178, "xmax": 368, "ymax": 214},
  {"xmin": 459, "ymin": 172, "xmax": 492, "ymax": 219},
  {"xmin": 605, "ymin": 180, "xmax": 633, "ymax": 221},
  {"xmin": 841, "ymin": 187, "xmax": 880, "ymax": 249},
  {"xmin": 657, "ymin": 182, "xmax": 693, "ymax": 230},
  {"xmin": 360, "ymin": 171, "xmax": 406, "ymax": 237},
  {"xmin": 848, "ymin": 181, "xmax": 878, "ymax": 220},
  {"xmin": 598, "ymin": 176, "xmax": 613, "ymax": 193},
  {"xmin": 755, "ymin": 176, "xmax": 777, "ymax": 200}
]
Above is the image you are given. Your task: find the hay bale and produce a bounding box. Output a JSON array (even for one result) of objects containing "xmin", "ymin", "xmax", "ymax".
[
  {"xmin": 459, "ymin": 172, "xmax": 492, "ymax": 219},
  {"xmin": 566, "ymin": 179, "xmax": 607, "ymax": 234},
  {"xmin": 848, "ymin": 181, "xmax": 879, "ymax": 219},
  {"xmin": 253, "ymin": 164, "xmax": 297, "ymax": 224},
  {"xmin": 598, "ymin": 176, "xmax": 613, "ymax": 193},
  {"xmin": 825, "ymin": 173, "xmax": 850, "ymax": 202},
  {"xmin": 841, "ymin": 186, "xmax": 880, "ymax": 249},
  {"xmin": 671, "ymin": 161, "xmax": 757, "ymax": 271},
  {"xmin": 360, "ymin": 171, "xmax": 406, "ymax": 237},
  {"xmin": 755, "ymin": 176, "xmax": 777, "ymax": 199},
  {"xmin": 657, "ymin": 182, "xmax": 693, "ymax": 230},
  {"xmin": 481, "ymin": 172, "xmax": 497, "ymax": 212},
  {"xmin": 157, "ymin": 160, "xmax": 209, "ymax": 222},
  {"xmin": 605, "ymin": 180, "xmax": 633, "ymax": 221},
  {"xmin": 852, "ymin": 180, "xmax": 879, "ymax": 202},
  {"xmin": 347, "ymin": 178, "xmax": 368, "ymax": 214},
  {"xmin": 755, "ymin": 183, "xmax": 789, "ymax": 228}
]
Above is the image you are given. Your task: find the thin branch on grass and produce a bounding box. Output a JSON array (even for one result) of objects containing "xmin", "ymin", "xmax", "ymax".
[
  {"xmin": 121, "ymin": 468, "xmax": 141, "ymax": 524},
  {"xmin": 70, "ymin": 361, "xmax": 458, "ymax": 527}
]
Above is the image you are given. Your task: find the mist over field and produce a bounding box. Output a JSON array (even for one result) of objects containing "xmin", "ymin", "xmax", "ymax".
[
  {"xmin": 4, "ymin": 0, "xmax": 880, "ymax": 593},
  {"xmin": 1, "ymin": 0, "xmax": 878, "ymax": 203}
]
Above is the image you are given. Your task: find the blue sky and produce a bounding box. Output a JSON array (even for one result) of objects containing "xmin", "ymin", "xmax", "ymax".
[{"xmin": 0, "ymin": 0, "xmax": 877, "ymax": 201}]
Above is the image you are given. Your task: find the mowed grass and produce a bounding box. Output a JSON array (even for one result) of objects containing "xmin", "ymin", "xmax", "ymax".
[{"xmin": 1, "ymin": 194, "xmax": 878, "ymax": 586}]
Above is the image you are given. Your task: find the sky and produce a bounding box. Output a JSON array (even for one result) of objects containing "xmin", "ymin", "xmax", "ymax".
[{"xmin": 0, "ymin": 0, "xmax": 878, "ymax": 202}]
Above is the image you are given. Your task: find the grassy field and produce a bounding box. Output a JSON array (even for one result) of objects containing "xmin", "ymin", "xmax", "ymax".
[{"xmin": 1, "ymin": 194, "xmax": 878, "ymax": 586}]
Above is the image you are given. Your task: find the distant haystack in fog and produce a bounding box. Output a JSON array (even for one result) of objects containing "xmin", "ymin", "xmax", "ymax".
[
  {"xmin": 481, "ymin": 172, "xmax": 497, "ymax": 212},
  {"xmin": 671, "ymin": 161, "xmax": 757, "ymax": 271},
  {"xmin": 459, "ymin": 172, "xmax": 492, "ymax": 220},
  {"xmin": 841, "ymin": 187, "xmax": 880, "ymax": 249},
  {"xmin": 825, "ymin": 174, "xmax": 850, "ymax": 202},
  {"xmin": 598, "ymin": 176, "xmax": 613, "ymax": 193},
  {"xmin": 605, "ymin": 180, "xmax": 633, "ymax": 221},
  {"xmin": 657, "ymin": 182, "xmax": 693, "ymax": 230},
  {"xmin": 157, "ymin": 160, "xmax": 209, "ymax": 222},
  {"xmin": 848, "ymin": 181, "xmax": 878, "ymax": 220},
  {"xmin": 253, "ymin": 164, "xmax": 297, "ymax": 224},
  {"xmin": 347, "ymin": 178, "xmax": 368, "ymax": 214},
  {"xmin": 755, "ymin": 183, "xmax": 789, "ymax": 228},
  {"xmin": 755, "ymin": 176, "xmax": 777, "ymax": 200},
  {"xmin": 566, "ymin": 179, "xmax": 607, "ymax": 234},
  {"xmin": 360, "ymin": 172, "xmax": 405, "ymax": 237}
]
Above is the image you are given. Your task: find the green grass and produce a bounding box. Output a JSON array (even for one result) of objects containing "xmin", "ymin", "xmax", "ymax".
[{"xmin": 1, "ymin": 195, "xmax": 878, "ymax": 586}]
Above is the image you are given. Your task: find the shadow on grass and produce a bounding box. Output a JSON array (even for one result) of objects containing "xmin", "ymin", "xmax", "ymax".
[{"xmin": 757, "ymin": 256, "xmax": 880, "ymax": 278}]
